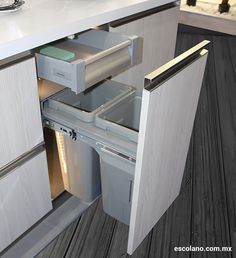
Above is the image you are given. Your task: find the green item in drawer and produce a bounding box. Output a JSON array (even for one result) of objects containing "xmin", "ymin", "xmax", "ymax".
[{"xmin": 40, "ymin": 46, "xmax": 75, "ymax": 61}]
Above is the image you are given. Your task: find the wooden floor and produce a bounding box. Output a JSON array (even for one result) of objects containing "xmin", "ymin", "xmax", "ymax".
[{"xmin": 35, "ymin": 25, "xmax": 236, "ymax": 258}]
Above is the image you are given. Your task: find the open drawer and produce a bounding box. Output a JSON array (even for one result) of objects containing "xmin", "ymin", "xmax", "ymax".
[
  {"xmin": 40, "ymin": 40, "xmax": 209, "ymax": 255},
  {"xmin": 36, "ymin": 29, "xmax": 142, "ymax": 94}
]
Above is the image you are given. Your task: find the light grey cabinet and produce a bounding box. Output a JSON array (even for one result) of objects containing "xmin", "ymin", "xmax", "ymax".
[
  {"xmin": 0, "ymin": 57, "xmax": 52, "ymax": 253},
  {"xmin": 0, "ymin": 150, "xmax": 52, "ymax": 252},
  {"xmin": 0, "ymin": 58, "xmax": 44, "ymax": 168},
  {"xmin": 110, "ymin": 4, "xmax": 179, "ymax": 90}
]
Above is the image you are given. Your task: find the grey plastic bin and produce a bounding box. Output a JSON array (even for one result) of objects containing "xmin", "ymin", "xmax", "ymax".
[
  {"xmin": 95, "ymin": 92, "xmax": 142, "ymax": 142},
  {"xmin": 96, "ymin": 144, "xmax": 135, "ymax": 225},
  {"xmin": 47, "ymin": 80, "xmax": 134, "ymax": 122},
  {"xmin": 56, "ymin": 132, "xmax": 101, "ymax": 203},
  {"xmin": 95, "ymin": 92, "xmax": 142, "ymax": 224},
  {"xmin": 45, "ymin": 80, "xmax": 134, "ymax": 203}
]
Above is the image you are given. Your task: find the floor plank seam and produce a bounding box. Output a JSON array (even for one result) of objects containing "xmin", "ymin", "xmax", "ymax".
[
  {"xmin": 189, "ymin": 132, "xmax": 194, "ymax": 258},
  {"xmin": 215, "ymin": 95, "xmax": 234, "ymax": 257},
  {"xmin": 213, "ymin": 39, "xmax": 234, "ymax": 257},
  {"xmin": 63, "ymin": 216, "xmax": 82, "ymax": 258},
  {"xmin": 146, "ymin": 227, "xmax": 154, "ymax": 257},
  {"xmin": 103, "ymin": 220, "xmax": 118, "ymax": 258}
]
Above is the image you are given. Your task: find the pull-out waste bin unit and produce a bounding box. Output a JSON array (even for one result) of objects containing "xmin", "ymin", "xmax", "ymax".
[
  {"xmin": 42, "ymin": 85, "xmax": 140, "ymax": 223},
  {"xmin": 38, "ymin": 39, "xmax": 209, "ymax": 254},
  {"xmin": 42, "ymin": 80, "xmax": 133, "ymax": 203}
]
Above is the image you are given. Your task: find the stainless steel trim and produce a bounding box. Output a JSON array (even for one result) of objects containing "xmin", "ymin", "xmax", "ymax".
[
  {"xmin": 109, "ymin": 2, "xmax": 179, "ymax": 27},
  {"xmin": 0, "ymin": 142, "xmax": 45, "ymax": 179},
  {"xmin": 0, "ymin": 51, "xmax": 33, "ymax": 69},
  {"xmin": 97, "ymin": 143, "xmax": 136, "ymax": 163},
  {"xmin": 144, "ymin": 40, "xmax": 210, "ymax": 92},
  {"xmin": 129, "ymin": 180, "xmax": 133, "ymax": 203}
]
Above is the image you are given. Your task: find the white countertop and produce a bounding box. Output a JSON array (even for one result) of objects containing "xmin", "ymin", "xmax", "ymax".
[{"xmin": 0, "ymin": 0, "xmax": 173, "ymax": 60}]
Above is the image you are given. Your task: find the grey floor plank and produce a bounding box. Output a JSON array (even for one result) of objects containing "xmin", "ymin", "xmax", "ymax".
[
  {"xmin": 227, "ymin": 36, "xmax": 236, "ymax": 255},
  {"xmin": 129, "ymin": 234, "xmax": 152, "ymax": 258},
  {"xmin": 64, "ymin": 199, "xmax": 100, "ymax": 258},
  {"xmin": 65, "ymin": 198, "xmax": 117, "ymax": 258},
  {"xmin": 106, "ymin": 222, "xmax": 129, "ymax": 258},
  {"xmin": 213, "ymin": 35, "xmax": 236, "ymax": 257},
  {"xmin": 34, "ymin": 241, "xmax": 56, "ymax": 258},
  {"xmin": 77, "ymin": 199, "xmax": 116, "ymax": 258},
  {"xmin": 106, "ymin": 220, "xmax": 152, "ymax": 258},
  {"xmin": 34, "ymin": 217, "xmax": 79, "ymax": 258}
]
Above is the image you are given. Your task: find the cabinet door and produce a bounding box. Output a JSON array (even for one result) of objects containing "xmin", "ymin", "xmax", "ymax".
[
  {"xmin": 0, "ymin": 58, "xmax": 43, "ymax": 168},
  {"xmin": 0, "ymin": 149, "xmax": 52, "ymax": 252},
  {"xmin": 110, "ymin": 4, "xmax": 179, "ymax": 90},
  {"xmin": 128, "ymin": 41, "xmax": 209, "ymax": 254}
]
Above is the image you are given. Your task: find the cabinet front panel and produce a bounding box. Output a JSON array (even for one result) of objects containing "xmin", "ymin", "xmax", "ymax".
[
  {"xmin": 0, "ymin": 58, "xmax": 43, "ymax": 168},
  {"xmin": 128, "ymin": 43, "xmax": 208, "ymax": 254},
  {"xmin": 0, "ymin": 150, "xmax": 52, "ymax": 252},
  {"xmin": 110, "ymin": 6, "xmax": 179, "ymax": 90}
]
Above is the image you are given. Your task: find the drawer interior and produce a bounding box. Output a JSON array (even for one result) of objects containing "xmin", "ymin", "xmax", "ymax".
[
  {"xmin": 95, "ymin": 92, "xmax": 142, "ymax": 142},
  {"xmin": 42, "ymin": 80, "xmax": 134, "ymax": 122},
  {"xmin": 51, "ymin": 29, "xmax": 132, "ymax": 63},
  {"xmin": 51, "ymin": 81, "xmax": 133, "ymax": 112},
  {"xmin": 51, "ymin": 41, "xmax": 101, "ymax": 62},
  {"xmin": 97, "ymin": 93, "xmax": 142, "ymax": 131}
]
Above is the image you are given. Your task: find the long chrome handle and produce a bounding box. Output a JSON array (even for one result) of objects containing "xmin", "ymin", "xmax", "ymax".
[
  {"xmin": 0, "ymin": 142, "xmax": 45, "ymax": 179},
  {"xmin": 144, "ymin": 40, "xmax": 210, "ymax": 92},
  {"xmin": 0, "ymin": 52, "xmax": 32, "ymax": 70},
  {"xmin": 129, "ymin": 180, "xmax": 133, "ymax": 203},
  {"xmin": 97, "ymin": 142, "xmax": 136, "ymax": 163},
  {"xmin": 110, "ymin": 2, "xmax": 178, "ymax": 27}
]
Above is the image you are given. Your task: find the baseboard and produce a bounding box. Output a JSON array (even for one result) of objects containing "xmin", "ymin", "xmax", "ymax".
[{"xmin": 0, "ymin": 193, "xmax": 88, "ymax": 258}]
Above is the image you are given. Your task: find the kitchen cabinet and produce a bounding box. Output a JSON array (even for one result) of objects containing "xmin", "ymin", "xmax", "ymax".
[
  {"xmin": 0, "ymin": 0, "xmax": 209, "ymax": 255},
  {"xmin": 110, "ymin": 3, "xmax": 179, "ymax": 90},
  {"xmin": 0, "ymin": 57, "xmax": 52, "ymax": 253}
]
